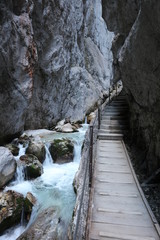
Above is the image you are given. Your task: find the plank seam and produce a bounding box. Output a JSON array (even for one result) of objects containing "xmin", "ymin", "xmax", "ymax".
[
  {"xmin": 97, "ymin": 208, "xmax": 143, "ymax": 216},
  {"xmin": 99, "ymin": 231, "xmax": 156, "ymax": 240}
]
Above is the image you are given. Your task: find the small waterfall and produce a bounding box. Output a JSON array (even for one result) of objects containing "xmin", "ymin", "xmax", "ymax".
[
  {"xmin": 15, "ymin": 165, "xmax": 25, "ymax": 183},
  {"xmin": 84, "ymin": 116, "xmax": 87, "ymax": 124},
  {"xmin": 73, "ymin": 142, "xmax": 82, "ymax": 163},
  {"xmin": 14, "ymin": 144, "xmax": 28, "ymax": 183},
  {"xmin": 20, "ymin": 205, "xmax": 25, "ymax": 226},
  {"xmin": 43, "ymin": 144, "xmax": 53, "ymax": 166},
  {"xmin": 26, "ymin": 205, "xmax": 38, "ymax": 230},
  {"xmin": 15, "ymin": 144, "xmax": 27, "ymax": 161}
]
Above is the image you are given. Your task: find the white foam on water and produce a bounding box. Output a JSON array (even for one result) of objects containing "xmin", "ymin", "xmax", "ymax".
[
  {"xmin": 43, "ymin": 144, "xmax": 53, "ymax": 166},
  {"xmin": 0, "ymin": 225, "xmax": 25, "ymax": 240},
  {"xmin": 5, "ymin": 181, "xmax": 33, "ymax": 197},
  {"xmin": 2, "ymin": 124, "xmax": 88, "ymax": 239},
  {"xmin": 15, "ymin": 143, "xmax": 27, "ymax": 161}
]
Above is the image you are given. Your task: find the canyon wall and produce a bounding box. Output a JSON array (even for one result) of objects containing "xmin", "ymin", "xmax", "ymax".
[
  {"xmin": 102, "ymin": 0, "xmax": 160, "ymax": 173},
  {"xmin": 0, "ymin": 0, "xmax": 114, "ymax": 144},
  {"xmin": 2, "ymin": 0, "xmax": 159, "ymax": 174}
]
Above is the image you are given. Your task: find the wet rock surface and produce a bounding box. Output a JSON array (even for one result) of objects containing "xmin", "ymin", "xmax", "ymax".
[
  {"xmin": 26, "ymin": 192, "xmax": 37, "ymax": 207},
  {"xmin": 0, "ymin": 147, "xmax": 16, "ymax": 188},
  {"xmin": 18, "ymin": 207, "xmax": 66, "ymax": 240},
  {"xmin": 0, "ymin": 190, "xmax": 34, "ymax": 235},
  {"xmin": 49, "ymin": 139, "xmax": 74, "ymax": 164},
  {"xmin": 20, "ymin": 154, "xmax": 43, "ymax": 179}
]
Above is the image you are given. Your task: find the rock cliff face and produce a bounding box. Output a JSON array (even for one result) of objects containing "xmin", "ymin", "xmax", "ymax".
[
  {"xmin": 0, "ymin": 0, "xmax": 113, "ymax": 144},
  {"xmin": 102, "ymin": 0, "xmax": 160, "ymax": 173}
]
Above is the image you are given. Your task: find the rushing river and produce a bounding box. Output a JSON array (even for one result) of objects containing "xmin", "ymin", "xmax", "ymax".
[{"xmin": 0, "ymin": 124, "xmax": 88, "ymax": 240}]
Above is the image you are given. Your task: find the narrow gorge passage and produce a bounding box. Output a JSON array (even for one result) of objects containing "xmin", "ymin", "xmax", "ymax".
[{"xmin": 1, "ymin": 0, "xmax": 160, "ymax": 239}]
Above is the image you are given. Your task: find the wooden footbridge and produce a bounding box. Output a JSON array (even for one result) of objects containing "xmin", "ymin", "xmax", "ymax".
[{"xmin": 86, "ymin": 92, "xmax": 160, "ymax": 240}]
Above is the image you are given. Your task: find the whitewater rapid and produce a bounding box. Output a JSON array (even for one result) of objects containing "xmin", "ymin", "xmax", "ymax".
[{"xmin": 0, "ymin": 124, "xmax": 88, "ymax": 240}]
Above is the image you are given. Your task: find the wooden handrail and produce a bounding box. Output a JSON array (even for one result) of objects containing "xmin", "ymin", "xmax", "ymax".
[{"xmin": 73, "ymin": 80, "xmax": 123, "ymax": 239}]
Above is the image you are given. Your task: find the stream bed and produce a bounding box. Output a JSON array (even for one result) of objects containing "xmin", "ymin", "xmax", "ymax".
[{"xmin": 0, "ymin": 124, "xmax": 88, "ymax": 240}]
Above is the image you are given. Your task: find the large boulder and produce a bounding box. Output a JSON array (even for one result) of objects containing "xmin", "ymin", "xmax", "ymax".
[
  {"xmin": 49, "ymin": 139, "xmax": 74, "ymax": 164},
  {"xmin": 26, "ymin": 141, "xmax": 46, "ymax": 163},
  {"xmin": 20, "ymin": 154, "xmax": 43, "ymax": 179},
  {"xmin": 18, "ymin": 207, "xmax": 66, "ymax": 240},
  {"xmin": 0, "ymin": 190, "xmax": 35, "ymax": 235},
  {"xmin": 0, "ymin": 147, "xmax": 16, "ymax": 188},
  {"xmin": 61, "ymin": 123, "xmax": 78, "ymax": 133},
  {"xmin": 55, "ymin": 120, "xmax": 78, "ymax": 133}
]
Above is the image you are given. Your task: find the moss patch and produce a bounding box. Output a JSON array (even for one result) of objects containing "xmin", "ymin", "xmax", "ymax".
[{"xmin": 49, "ymin": 138, "xmax": 74, "ymax": 163}]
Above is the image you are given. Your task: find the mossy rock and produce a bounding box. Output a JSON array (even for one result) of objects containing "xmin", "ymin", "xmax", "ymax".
[
  {"xmin": 49, "ymin": 138, "xmax": 74, "ymax": 164},
  {"xmin": 0, "ymin": 190, "xmax": 34, "ymax": 235},
  {"xmin": 20, "ymin": 154, "xmax": 43, "ymax": 179},
  {"xmin": 24, "ymin": 192, "xmax": 36, "ymax": 221},
  {"xmin": 5, "ymin": 143, "xmax": 19, "ymax": 156},
  {"xmin": 26, "ymin": 164, "xmax": 42, "ymax": 179}
]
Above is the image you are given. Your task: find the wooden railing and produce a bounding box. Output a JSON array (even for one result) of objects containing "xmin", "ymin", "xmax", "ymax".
[{"xmin": 73, "ymin": 81, "xmax": 122, "ymax": 240}]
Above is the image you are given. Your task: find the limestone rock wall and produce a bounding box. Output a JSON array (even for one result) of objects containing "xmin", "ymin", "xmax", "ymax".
[
  {"xmin": 0, "ymin": 0, "xmax": 37, "ymax": 143},
  {"xmin": 0, "ymin": 0, "xmax": 114, "ymax": 143},
  {"xmin": 102, "ymin": 0, "xmax": 160, "ymax": 173}
]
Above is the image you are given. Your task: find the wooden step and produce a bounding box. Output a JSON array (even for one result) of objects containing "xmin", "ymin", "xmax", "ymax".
[
  {"xmin": 101, "ymin": 120, "xmax": 128, "ymax": 125},
  {"xmin": 99, "ymin": 130, "xmax": 123, "ymax": 135},
  {"xmin": 102, "ymin": 116, "xmax": 127, "ymax": 120},
  {"xmin": 100, "ymin": 124, "xmax": 128, "ymax": 129},
  {"xmin": 103, "ymin": 111, "xmax": 128, "ymax": 115},
  {"xmin": 104, "ymin": 107, "xmax": 129, "ymax": 111},
  {"xmin": 90, "ymin": 222, "xmax": 158, "ymax": 240},
  {"xmin": 98, "ymin": 133, "xmax": 123, "ymax": 140},
  {"xmin": 105, "ymin": 103, "xmax": 127, "ymax": 106},
  {"xmin": 99, "ymin": 231, "xmax": 156, "ymax": 240}
]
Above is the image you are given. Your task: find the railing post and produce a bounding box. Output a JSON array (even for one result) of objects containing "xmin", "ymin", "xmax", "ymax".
[
  {"xmin": 89, "ymin": 125, "xmax": 93, "ymax": 188},
  {"xmin": 116, "ymin": 82, "xmax": 118, "ymax": 97},
  {"xmin": 98, "ymin": 107, "xmax": 101, "ymax": 129}
]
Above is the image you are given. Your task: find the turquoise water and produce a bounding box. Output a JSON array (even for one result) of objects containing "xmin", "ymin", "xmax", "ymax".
[{"xmin": 0, "ymin": 124, "xmax": 88, "ymax": 240}]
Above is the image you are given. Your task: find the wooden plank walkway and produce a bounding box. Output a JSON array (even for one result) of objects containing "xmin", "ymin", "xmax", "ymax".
[{"xmin": 87, "ymin": 93, "xmax": 160, "ymax": 240}]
